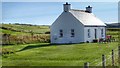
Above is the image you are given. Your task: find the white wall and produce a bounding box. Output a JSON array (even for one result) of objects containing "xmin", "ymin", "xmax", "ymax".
[
  {"xmin": 84, "ymin": 26, "xmax": 106, "ymax": 42},
  {"xmin": 50, "ymin": 12, "xmax": 84, "ymax": 44}
]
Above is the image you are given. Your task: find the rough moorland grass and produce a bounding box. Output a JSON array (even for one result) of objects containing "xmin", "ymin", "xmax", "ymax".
[
  {"xmin": 0, "ymin": 29, "xmax": 30, "ymax": 36},
  {"xmin": 1, "ymin": 24, "xmax": 50, "ymax": 34},
  {"xmin": 1, "ymin": 24, "xmax": 50, "ymax": 45},
  {"xmin": 2, "ymin": 42, "xmax": 118, "ymax": 66},
  {"xmin": 0, "ymin": 56, "xmax": 1, "ymax": 67}
]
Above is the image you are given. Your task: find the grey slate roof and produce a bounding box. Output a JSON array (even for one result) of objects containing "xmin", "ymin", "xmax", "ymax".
[{"xmin": 69, "ymin": 9, "xmax": 106, "ymax": 26}]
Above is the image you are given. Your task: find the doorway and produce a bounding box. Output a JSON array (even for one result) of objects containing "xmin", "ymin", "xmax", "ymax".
[{"xmin": 95, "ymin": 29, "xmax": 97, "ymax": 39}]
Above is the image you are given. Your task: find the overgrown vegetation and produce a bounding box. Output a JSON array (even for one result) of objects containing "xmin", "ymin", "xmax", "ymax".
[
  {"xmin": 2, "ymin": 34, "xmax": 50, "ymax": 45},
  {"xmin": 1, "ymin": 24, "xmax": 50, "ymax": 45},
  {"xmin": 106, "ymin": 28, "xmax": 119, "ymax": 41}
]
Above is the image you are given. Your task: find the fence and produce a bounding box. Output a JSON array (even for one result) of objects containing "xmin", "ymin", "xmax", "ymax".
[{"xmin": 84, "ymin": 46, "xmax": 120, "ymax": 68}]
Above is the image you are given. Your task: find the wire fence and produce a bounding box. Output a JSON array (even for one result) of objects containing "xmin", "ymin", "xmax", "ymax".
[{"xmin": 84, "ymin": 46, "xmax": 120, "ymax": 68}]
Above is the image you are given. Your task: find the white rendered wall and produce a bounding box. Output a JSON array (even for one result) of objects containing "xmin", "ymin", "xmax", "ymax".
[
  {"xmin": 50, "ymin": 12, "xmax": 84, "ymax": 44},
  {"xmin": 84, "ymin": 26, "xmax": 106, "ymax": 42}
]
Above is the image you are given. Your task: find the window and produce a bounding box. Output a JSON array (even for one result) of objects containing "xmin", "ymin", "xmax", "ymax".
[
  {"xmin": 88, "ymin": 29, "xmax": 90, "ymax": 38},
  {"xmin": 59, "ymin": 29, "xmax": 63, "ymax": 37},
  {"xmin": 94, "ymin": 29, "xmax": 97, "ymax": 39},
  {"xmin": 101, "ymin": 29, "xmax": 104, "ymax": 37},
  {"xmin": 71, "ymin": 29, "xmax": 75, "ymax": 37}
]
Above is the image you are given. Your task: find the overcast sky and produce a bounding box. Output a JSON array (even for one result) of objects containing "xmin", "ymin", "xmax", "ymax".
[{"xmin": 2, "ymin": 2, "xmax": 118, "ymax": 25}]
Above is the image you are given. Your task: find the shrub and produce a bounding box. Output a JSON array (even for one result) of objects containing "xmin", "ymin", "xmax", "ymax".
[
  {"xmin": 92, "ymin": 39, "xmax": 98, "ymax": 43},
  {"xmin": 2, "ymin": 34, "xmax": 50, "ymax": 45},
  {"xmin": 45, "ymin": 31, "xmax": 50, "ymax": 34},
  {"xmin": 2, "ymin": 48, "xmax": 15, "ymax": 55}
]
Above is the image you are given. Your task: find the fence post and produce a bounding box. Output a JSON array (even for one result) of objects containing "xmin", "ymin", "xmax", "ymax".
[
  {"xmin": 118, "ymin": 46, "xmax": 120, "ymax": 63},
  {"xmin": 102, "ymin": 54, "xmax": 106, "ymax": 68},
  {"xmin": 112, "ymin": 50, "xmax": 114, "ymax": 66},
  {"xmin": 84, "ymin": 62, "xmax": 89, "ymax": 68}
]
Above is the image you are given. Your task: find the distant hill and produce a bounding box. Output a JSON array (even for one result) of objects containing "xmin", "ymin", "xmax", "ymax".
[
  {"xmin": 106, "ymin": 23, "xmax": 120, "ymax": 28},
  {"xmin": 0, "ymin": 23, "xmax": 50, "ymax": 35}
]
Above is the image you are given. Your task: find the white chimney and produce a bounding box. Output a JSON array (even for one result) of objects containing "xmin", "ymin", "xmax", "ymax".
[
  {"xmin": 63, "ymin": 2, "xmax": 71, "ymax": 12},
  {"xmin": 85, "ymin": 6, "xmax": 92, "ymax": 13}
]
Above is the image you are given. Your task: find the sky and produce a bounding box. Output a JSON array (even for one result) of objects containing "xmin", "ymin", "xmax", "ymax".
[
  {"xmin": 1, "ymin": 0, "xmax": 120, "ymax": 2},
  {"xmin": 2, "ymin": 2, "xmax": 118, "ymax": 25}
]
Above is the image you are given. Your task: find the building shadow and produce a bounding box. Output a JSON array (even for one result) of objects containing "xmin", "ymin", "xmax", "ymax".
[
  {"xmin": 16, "ymin": 44, "xmax": 52, "ymax": 52},
  {"xmin": 16, "ymin": 43, "xmax": 84, "ymax": 52}
]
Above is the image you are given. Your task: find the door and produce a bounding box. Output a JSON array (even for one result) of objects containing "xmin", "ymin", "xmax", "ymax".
[{"xmin": 95, "ymin": 29, "xmax": 97, "ymax": 39}]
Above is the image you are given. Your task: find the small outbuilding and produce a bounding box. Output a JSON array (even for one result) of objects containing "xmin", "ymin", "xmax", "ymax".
[{"xmin": 50, "ymin": 2, "xmax": 106, "ymax": 44}]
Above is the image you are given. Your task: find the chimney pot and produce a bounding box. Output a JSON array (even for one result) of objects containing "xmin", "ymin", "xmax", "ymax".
[
  {"xmin": 63, "ymin": 2, "xmax": 71, "ymax": 12},
  {"xmin": 85, "ymin": 5, "xmax": 92, "ymax": 13}
]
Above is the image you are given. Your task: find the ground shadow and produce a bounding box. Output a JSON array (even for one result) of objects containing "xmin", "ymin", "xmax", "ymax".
[
  {"xmin": 17, "ymin": 44, "xmax": 52, "ymax": 52},
  {"xmin": 16, "ymin": 43, "xmax": 85, "ymax": 52}
]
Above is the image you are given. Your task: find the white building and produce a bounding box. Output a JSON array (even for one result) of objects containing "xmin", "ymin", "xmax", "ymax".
[{"xmin": 50, "ymin": 2, "xmax": 106, "ymax": 44}]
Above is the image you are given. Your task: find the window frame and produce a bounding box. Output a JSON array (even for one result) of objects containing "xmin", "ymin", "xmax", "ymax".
[{"xmin": 88, "ymin": 29, "xmax": 90, "ymax": 38}]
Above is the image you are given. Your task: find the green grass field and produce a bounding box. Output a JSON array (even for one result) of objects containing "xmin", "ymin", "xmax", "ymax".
[
  {"xmin": 1, "ymin": 24, "xmax": 50, "ymax": 45},
  {"xmin": 1, "ymin": 24, "xmax": 50, "ymax": 35},
  {"xmin": 2, "ymin": 42, "xmax": 118, "ymax": 66},
  {"xmin": 1, "ymin": 24, "xmax": 119, "ymax": 66}
]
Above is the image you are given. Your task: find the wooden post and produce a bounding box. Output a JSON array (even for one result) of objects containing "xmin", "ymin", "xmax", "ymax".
[
  {"xmin": 118, "ymin": 46, "xmax": 120, "ymax": 63},
  {"xmin": 84, "ymin": 62, "xmax": 89, "ymax": 68},
  {"xmin": 102, "ymin": 54, "xmax": 106, "ymax": 68},
  {"xmin": 112, "ymin": 50, "xmax": 114, "ymax": 66}
]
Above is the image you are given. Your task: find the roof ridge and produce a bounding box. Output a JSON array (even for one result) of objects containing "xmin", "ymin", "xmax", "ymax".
[{"xmin": 70, "ymin": 9, "xmax": 85, "ymax": 11}]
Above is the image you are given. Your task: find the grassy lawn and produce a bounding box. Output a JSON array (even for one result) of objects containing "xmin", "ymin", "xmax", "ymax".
[
  {"xmin": 1, "ymin": 24, "xmax": 119, "ymax": 66},
  {"xmin": 2, "ymin": 42, "xmax": 118, "ymax": 66}
]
